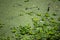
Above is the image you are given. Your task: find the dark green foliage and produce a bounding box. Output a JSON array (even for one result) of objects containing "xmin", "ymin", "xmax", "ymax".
[
  {"xmin": 0, "ymin": 25, "xmax": 3, "ymax": 28},
  {"xmin": 26, "ymin": 12, "xmax": 34, "ymax": 16},
  {"xmin": 36, "ymin": 13, "xmax": 41, "ymax": 16},
  {"xmin": 11, "ymin": 27, "xmax": 17, "ymax": 33},
  {"xmin": 0, "ymin": 23, "xmax": 4, "ymax": 29},
  {"xmin": 58, "ymin": 17, "xmax": 60, "ymax": 21},
  {"xmin": 52, "ymin": 13, "xmax": 57, "ymax": 16},
  {"xmin": 10, "ymin": 13, "xmax": 60, "ymax": 40},
  {"xmin": 45, "ymin": 13, "xmax": 50, "ymax": 17},
  {"xmin": 24, "ymin": 0, "xmax": 29, "ymax": 2},
  {"xmin": 19, "ymin": 13, "xmax": 24, "ymax": 16},
  {"xmin": 58, "ymin": 0, "xmax": 60, "ymax": 1},
  {"xmin": 25, "ymin": 8, "xmax": 28, "ymax": 10},
  {"xmin": 47, "ymin": 7, "xmax": 50, "ymax": 12}
]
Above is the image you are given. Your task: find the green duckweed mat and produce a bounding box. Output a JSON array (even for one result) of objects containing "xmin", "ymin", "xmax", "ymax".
[{"xmin": 0, "ymin": 0, "xmax": 60, "ymax": 40}]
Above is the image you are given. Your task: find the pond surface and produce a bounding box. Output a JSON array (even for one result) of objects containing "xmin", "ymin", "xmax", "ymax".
[{"xmin": 0, "ymin": 0, "xmax": 60, "ymax": 40}]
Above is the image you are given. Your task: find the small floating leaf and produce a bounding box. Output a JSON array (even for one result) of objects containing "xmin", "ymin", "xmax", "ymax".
[
  {"xmin": 50, "ymin": 20, "xmax": 55, "ymax": 23},
  {"xmin": 52, "ymin": 13, "xmax": 56, "ymax": 16},
  {"xmin": 24, "ymin": 0, "xmax": 29, "ymax": 2},
  {"xmin": 0, "ymin": 23, "xmax": 4, "ymax": 25},
  {"xmin": 19, "ymin": 13, "xmax": 24, "ymax": 16},
  {"xmin": 0, "ymin": 25, "xmax": 3, "ymax": 28},
  {"xmin": 42, "ymin": 18, "xmax": 45, "ymax": 21},
  {"xmin": 36, "ymin": 13, "xmax": 41, "ymax": 16},
  {"xmin": 32, "ymin": 17, "xmax": 39, "ymax": 22},
  {"xmin": 17, "ymin": 4, "xmax": 22, "ymax": 6},
  {"xmin": 37, "ymin": 8, "xmax": 40, "ymax": 10},
  {"xmin": 7, "ymin": 36, "xmax": 10, "ymax": 40},
  {"xmin": 26, "ymin": 12, "xmax": 33, "ymax": 15},
  {"xmin": 58, "ymin": 17, "xmax": 60, "ymax": 21},
  {"xmin": 45, "ymin": 13, "xmax": 49, "ymax": 17},
  {"xmin": 11, "ymin": 27, "xmax": 16, "ymax": 33},
  {"xmin": 15, "ymin": 34, "xmax": 20, "ymax": 37},
  {"xmin": 25, "ymin": 8, "xmax": 28, "ymax": 10},
  {"xmin": 11, "ymin": 29, "xmax": 16, "ymax": 33},
  {"xmin": 39, "ymin": 27, "xmax": 43, "ymax": 32},
  {"xmin": 48, "ymin": 31, "xmax": 54, "ymax": 35},
  {"xmin": 50, "ymin": 17, "xmax": 54, "ymax": 20}
]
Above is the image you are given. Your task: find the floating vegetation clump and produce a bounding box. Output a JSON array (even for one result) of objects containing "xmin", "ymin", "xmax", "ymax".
[
  {"xmin": 36, "ymin": 13, "xmax": 41, "ymax": 16},
  {"xmin": 7, "ymin": 12, "xmax": 60, "ymax": 40},
  {"xmin": 52, "ymin": 13, "xmax": 57, "ymax": 16},
  {"xmin": 58, "ymin": 17, "xmax": 60, "ymax": 21},
  {"xmin": 45, "ymin": 13, "xmax": 50, "ymax": 17},
  {"xmin": 0, "ymin": 0, "xmax": 60, "ymax": 40},
  {"xmin": 24, "ymin": 0, "xmax": 29, "ymax": 2}
]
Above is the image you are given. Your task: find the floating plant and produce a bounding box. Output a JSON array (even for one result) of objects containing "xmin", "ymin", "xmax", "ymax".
[
  {"xmin": 45, "ymin": 13, "xmax": 50, "ymax": 17},
  {"xmin": 36, "ymin": 13, "xmax": 41, "ymax": 16},
  {"xmin": 26, "ymin": 12, "xmax": 34, "ymax": 16},
  {"xmin": 37, "ymin": 8, "xmax": 40, "ymax": 10},
  {"xmin": 41, "ymin": 18, "xmax": 45, "ymax": 21},
  {"xmin": 24, "ymin": 0, "xmax": 29, "ymax": 2},
  {"xmin": 0, "ymin": 0, "xmax": 60, "ymax": 40},
  {"xmin": 25, "ymin": 8, "xmax": 29, "ymax": 10},
  {"xmin": 7, "ymin": 36, "xmax": 10, "ymax": 40},
  {"xmin": 32, "ymin": 17, "xmax": 39, "ymax": 22},
  {"xmin": 0, "ymin": 25, "xmax": 3, "ymax": 28},
  {"xmin": 17, "ymin": 3, "xmax": 22, "ymax": 6},
  {"xmin": 11, "ymin": 27, "xmax": 17, "ymax": 33},
  {"xmin": 19, "ymin": 13, "xmax": 24, "ymax": 16},
  {"xmin": 58, "ymin": 17, "xmax": 60, "ymax": 21},
  {"xmin": 52, "ymin": 13, "xmax": 57, "ymax": 16},
  {"xmin": 50, "ymin": 19, "xmax": 55, "ymax": 23}
]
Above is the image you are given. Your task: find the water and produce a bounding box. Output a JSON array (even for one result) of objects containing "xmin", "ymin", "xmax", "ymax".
[{"xmin": 0, "ymin": 0, "xmax": 60, "ymax": 40}]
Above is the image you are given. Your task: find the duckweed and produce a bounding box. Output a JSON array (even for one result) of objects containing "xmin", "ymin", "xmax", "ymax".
[
  {"xmin": 19, "ymin": 13, "xmax": 24, "ymax": 16},
  {"xmin": 36, "ymin": 13, "xmax": 41, "ymax": 16},
  {"xmin": 25, "ymin": 8, "xmax": 28, "ymax": 10},
  {"xmin": 39, "ymin": 27, "xmax": 43, "ymax": 32},
  {"xmin": 11, "ymin": 27, "xmax": 17, "ymax": 33},
  {"xmin": 45, "ymin": 13, "xmax": 49, "ymax": 17},
  {"xmin": 9, "ymin": 20, "xmax": 59, "ymax": 40},
  {"xmin": 50, "ymin": 17, "xmax": 54, "ymax": 20},
  {"xmin": 37, "ymin": 8, "xmax": 40, "ymax": 10},
  {"xmin": 24, "ymin": 0, "xmax": 29, "ymax": 2},
  {"xmin": 52, "ymin": 13, "xmax": 57, "ymax": 16},
  {"xmin": 50, "ymin": 19, "xmax": 55, "ymax": 23},
  {"xmin": 0, "ymin": 25, "xmax": 3, "ymax": 28},
  {"xmin": 26, "ymin": 12, "xmax": 34, "ymax": 16},
  {"xmin": 58, "ymin": 17, "xmax": 60, "ymax": 21},
  {"xmin": 7, "ymin": 37, "xmax": 10, "ymax": 40},
  {"xmin": 11, "ymin": 29, "xmax": 16, "ymax": 33},
  {"xmin": 17, "ymin": 4, "xmax": 22, "ymax": 6},
  {"xmin": 32, "ymin": 17, "xmax": 39, "ymax": 22},
  {"xmin": 42, "ymin": 18, "xmax": 45, "ymax": 21}
]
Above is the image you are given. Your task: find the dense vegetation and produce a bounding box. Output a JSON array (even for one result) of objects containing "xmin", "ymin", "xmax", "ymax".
[
  {"xmin": 11, "ymin": 13, "xmax": 60, "ymax": 40},
  {"xmin": 1, "ymin": 12, "xmax": 60, "ymax": 40},
  {"xmin": 0, "ymin": 0, "xmax": 60, "ymax": 40}
]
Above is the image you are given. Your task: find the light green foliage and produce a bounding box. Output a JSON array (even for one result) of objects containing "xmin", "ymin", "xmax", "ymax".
[
  {"xmin": 9, "ymin": 12, "xmax": 60, "ymax": 40},
  {"xmin": 0, "ymin": 0, "xmax": 60, "ymax": 40},
  {"xmin": 58, "ymin": 17, "xmax": 60, "ymax": 21},
  {"xmin": 45, "ymin": 13, "xmax": 50, "ymax": 17}
]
